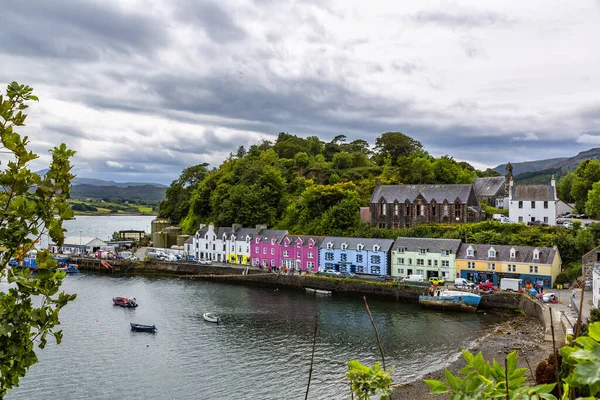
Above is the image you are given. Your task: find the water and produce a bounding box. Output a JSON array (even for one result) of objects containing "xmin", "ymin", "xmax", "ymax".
[
  {"xmin": 7, "ymin": 274, "xmax": 502, "ymax": 400},
  {"xmin": 38, "ymin": 215, "xmax": 156, "ymax": 248}
]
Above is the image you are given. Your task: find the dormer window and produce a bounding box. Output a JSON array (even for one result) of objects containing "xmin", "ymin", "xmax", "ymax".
[
  {"xmin": 327, "ymin": 242, "xmax": 333, "ymax": 249},
  {"xmin": 419, "ymin": 248, "xmax": 427, "ymax": 255},
  {"xmin": 510, "ymin": 248, "xmax": 516, "ymax": 258},
  {"xmin": 341, "ymin": 243, "xmax": 348, "ymax": 250},
  {"xmin": 297, "ymin": 240, "xmax": 302, "ymax": 248},
  {"xmin": 271, "ymin": 238, "xmax": 276, "ymax": 245},
  {"xmin": 357, "ymin": 244, "xmax": 364, "ymax": 251},
  {"xmin": 441, "ymin": 250, "xmax": 450, "ymax": 256},
  {"xmin": 255, "ymin": 237, "xmax": 260, "ymax": 244},
  {"xmin": 373, "ymin": 245, "xmax": 380, "ymax": 252},
  {"xmin": 488, "ymin": 248, "xmax": 496, "ymax": 258},
  {"xmin": 246, "ymin": 237, "xmax": 250, "ymax": 243},
  {"xmin": 308, "ymin": 240, "xmax": 314, "ymax": 248},
  {"xmin": 466, "ymin": 246, "xmax": 474, "ymax": 257},
  {"xmin": 398, "ymin": 247, "xmax": 404, "ymax": 254},
  {"xmin": 205, "ymin": 235, "xmax": 208, "ymax": 240},
  {"xmin": 533, "ymin": 249, "xmax": 539, "ymax": 260}
]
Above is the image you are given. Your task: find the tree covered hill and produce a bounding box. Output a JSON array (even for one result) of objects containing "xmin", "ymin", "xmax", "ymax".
[
  {"xmin": 70, "ymin": 184, "xmax": 166, "ymax": 203},
  {"xmin": 158, "ymin": 132, "xmax": 499, "ymax": 235}
]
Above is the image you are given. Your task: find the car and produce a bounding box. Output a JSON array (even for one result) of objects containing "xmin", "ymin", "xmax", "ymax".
[
  {"xmin": 478, "ymin": 281, "xmax": 495, "ymax": 291},
  {"xmin": 428, "ymin": 277, "xmax": 445, "ymax": 286},
  {"xmin": 454, "ymin": 278, "xmax": 476, "ymax": 288},
  {"xmin": 198, "ymin": 259, "xmax": 212, "ymax": 265},
  {"xmin": 339, "ymin": 271, "xmax": 357, "ymax": 279},
  {"xmin": 542, "ymin": 293, "xmax": 558, "ymax": 303},
  {"xmin": 320, "ymin": 269, "xmax": 341, "ymax": 276}
]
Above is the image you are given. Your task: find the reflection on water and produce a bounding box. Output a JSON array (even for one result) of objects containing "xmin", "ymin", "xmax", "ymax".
[{"xmin": 9, "ymin": 274, "xmax": 501, "ymax": 400}]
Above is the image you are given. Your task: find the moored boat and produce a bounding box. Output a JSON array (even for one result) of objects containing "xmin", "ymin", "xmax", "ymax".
[
  {"xmin": 130, "ymin": 323, "xmax": 157, "ymax": 332},
  {"xmin": 315, "ymin": 289, "xmax": 332, "ymax": 295},
  {"xmin": 305, "ymin": 288, "xmax": 316, "ymax": 293},
  {"xmin": 418, "ymin": 289, "xmax": 481, "ymax": 312},
  {"xmin": 203, "ymin": 313, "xmax": 221, "ymax": 323},
  {"xmin": 113, "ymin": 296, "xmax": 138, "ymax": 307},
  {"xmin": 58, "ymin": 264, "xmax": 80, "ymax": 274}
]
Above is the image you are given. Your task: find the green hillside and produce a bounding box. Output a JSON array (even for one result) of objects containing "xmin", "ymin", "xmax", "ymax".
[
  {"xmin": 493, "ymin": 157, "xmax": 567, "ymax": 176},
  {"xmin": 71, "ymin": 184, "xmax": 166, "ymax": 203}
]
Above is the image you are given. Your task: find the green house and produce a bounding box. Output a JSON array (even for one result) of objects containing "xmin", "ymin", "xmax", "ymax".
[{"xmin": 390, "ymin": 237, "xmax": 462, "ymax": 281}]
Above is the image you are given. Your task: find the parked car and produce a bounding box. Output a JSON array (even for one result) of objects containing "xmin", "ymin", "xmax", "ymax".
[
  {"xmin": 339, "ymin": 271, "xmax": 357, "ymax": 279},
  {"xmin": 454, "ymin": 278, "xmax": 476, "ymax": 288},
  {"xmin": 322, "ymin": 269, "xmax": 341, "ymax": 276},
  {"xmin": 478, "ymin": 281, "xmax": 495, "ymax": 291},
  {"xmin": 198, "ymin": 259, "xmax": 212, "ymax": 265},
  {"xmin": 542, "ymin": 293, "xmax": 558, "ymax": 303},
  {"xmin": 428, "ymin": 277, "xmax": 445, "ymax": 286}
]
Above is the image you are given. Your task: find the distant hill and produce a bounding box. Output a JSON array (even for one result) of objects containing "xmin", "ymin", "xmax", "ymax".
[
  {"xmin": 70, "ymin": 184, "xmax": 167, "ymax": 203},
  {"xmin": 493, "ymin": 157, "xmax": 568, "ymax": 176},
  {"xmin": 73, "ymin": 177, "xmax": 167, "ymax": 188},
  {"xmin": 503, "ymin": 148, "xmax": 600, "ymax": 184}
]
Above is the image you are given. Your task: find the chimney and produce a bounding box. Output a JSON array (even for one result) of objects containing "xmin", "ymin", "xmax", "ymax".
[
  {"xmin": 551, "ymin": 175, "xmax": 557, "ymax": 200},
  {"xmin": 508, "ymin": 177, "xmax": 514, "ymax": 201},
  {"xmin": 232, "ymin": 223, "xmax": 241, "ymax": 232},
  {"xmin": 375, "ymin": 177, "xmax": 380, "ymax": 186},
  {"xmin": 256, "ymin": 224, "xmax": 267, "ymax": 234}
]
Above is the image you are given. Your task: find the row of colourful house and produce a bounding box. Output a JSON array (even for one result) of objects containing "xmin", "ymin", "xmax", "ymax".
[{"xmin": 186, "ymin": 223, "xmax": 562, "ymax": 287}]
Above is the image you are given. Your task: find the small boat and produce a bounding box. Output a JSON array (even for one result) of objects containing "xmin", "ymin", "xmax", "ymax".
[
  {"xmin": 315, "ymin": 289, "xmax": 332, "ymax": 295},
  {"xmin": 130, "ymin": 323, "xmax": 157, "ymax": 333},
  {"xmin": 419, "ymin": 289, "xmax": 481, "ymax": 312},
  {"xmin": 113, "ymin": 296, "xmax": 138, "ymax": 307},
  {"xmin": 305, "ymin": 288, "xmax": 316, "ymax": 293},
  {"xmin": 203, "ymin": 313, "xmax": 221, "ymax": 323},
  {"xmin": 57, "ymin": 264, "xmax": 80, "ymax": 274}
]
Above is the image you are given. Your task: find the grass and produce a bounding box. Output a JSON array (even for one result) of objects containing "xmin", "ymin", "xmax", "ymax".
[{"xmin": 70, "ymin": 200, "xmax": 157, "ymax": 215}]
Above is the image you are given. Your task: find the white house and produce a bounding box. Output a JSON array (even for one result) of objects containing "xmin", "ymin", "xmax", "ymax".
[
  {"xmin": 193, "ymin": 223, "xmax": 231, "ymax": 262},
  {"xmin": 51, "ymin": 237, "xmax": 106, "ymax": 255},
  {"xmin": 227, "ymin": 226, "xmax": 254, "ymax": 265},
  {"xmin": 508, "ymin": 176, "xmax": 557, "ymax": 225}
]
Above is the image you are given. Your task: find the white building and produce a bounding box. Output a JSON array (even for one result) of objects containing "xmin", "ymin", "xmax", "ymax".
[
  {"xmin": 227, "ymin": 226, "xmax": 254, "ymax": 265},
  {"xmin": 51, "ymin": 237, "xmax": 106, "ymax": 255},
  {"xmin": 192, "ymin": 223, "xmax": 231, "ymax": 262},
  {"xmin": 508, "ymin": 176, "xmax": 557, "ymax": 225}
]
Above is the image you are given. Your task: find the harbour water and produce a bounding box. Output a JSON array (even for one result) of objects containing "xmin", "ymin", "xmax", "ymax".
[{"xmin": 7, "ymin": 273, "xmax": 503, "ymax": 400}]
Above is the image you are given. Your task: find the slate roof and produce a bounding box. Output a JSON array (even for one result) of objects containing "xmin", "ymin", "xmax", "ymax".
[
  {"xmin": 232, "ymin": 227, "xmax": 256, "ymax": 241},
  {"xmin": 511, "ymin": 185, "xmax": 555, "ymax": 201},
  {"xmin": 319, "ymin": 236, "xmax": 394, "ymax": 251},
  {"xmin": 254, "ymin": 229, "xmax": 288, "ymax": 242},
  {"xmin": 280, "ymin": 235, "xmax": 324, "ymax": 248},
  {"xmin": 392, "ymin": 237, "xmax": 462, "ymax": 253},
  {"xmin": 473, "ymin": 177, "xmax": 506, "ymax": 198},
  {"xmin": 196, "ymin": 226, "xmax": 209, "ymax": 237},
  {"xmin": 217, "ymin": 227, "xmax": 233, "ymax": 239},
  {"xmin": 370, "ymin": 184, "xmax": 475, "ymax": 204},
  {"xmin": 456, "ymin": 243, "xmax": 558, "ymax": 264},
  {"xmin": 184, "ymin": 236, "xmax": 194, "ymax": 244}
]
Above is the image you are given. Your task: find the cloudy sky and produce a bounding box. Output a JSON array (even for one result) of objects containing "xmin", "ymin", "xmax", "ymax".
[{"xmin": 2, "ymin": 0, "xmax": 600, "ymax": 184}]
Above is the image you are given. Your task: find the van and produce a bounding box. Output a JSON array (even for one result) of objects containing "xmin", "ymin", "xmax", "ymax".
[
  {"xmin": 404, "ymin": 274, "xmax": 424, "ymax": 282},
  {"xmin": 500, "ymin": 278, "xmax": 522, "ymax": 292},
  {"xmin": 492, "ymin": 214, "xmax": 511, "ymax": 223},
  {"xmin": 454, "ymin": 278, "xmax": 475, "ymax": 288}
]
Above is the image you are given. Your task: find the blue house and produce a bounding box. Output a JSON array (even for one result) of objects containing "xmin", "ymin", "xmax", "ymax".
[{"xmin": 318, "ymin": 237, "xmax": 394, "ymax": 276}]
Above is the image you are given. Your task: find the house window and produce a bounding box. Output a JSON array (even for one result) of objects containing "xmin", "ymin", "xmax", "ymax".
[
  {"xmin": 271, "ymin": 259, "xmax": 275, "ymax": 266},
  {"xmin": 309, "ymin": 242, "xmax": 313, "ymax": 248},
  {"xmin": 416, "ymin": 259, "xmax": 424, "ymax": 266},
  {"xmin": 408, "ymin": 259, "xmax": 412, "ymax": 265},
  {"xmin": 441, "ymin": 250, "xmax": 450, "ymax": 256},
  {"xmin": 419, "ymin": 205, "xmax": 425, "ymax": 216},
  {"xmin": 223, "ymin": 244, "xmax": 226, "ymax": 251},
  {"xmin": 406, "ymin": 204, "xmax": 410, "ymax": 216},
  {"xmin": 531, "ymin": 217, "xmax": 535, "ymax": 222},
  {"xmin": 296, "ymin": 251, "xmax": 301, "ymax": 258},
  {"xmin": 544, "ymin": 201, "xmax": 548, "ymax": 209},
  {"xmin": 432, "ymin": 205, "xmax": 436, "ymax": 216},
  {"xmin": 373, "ymin": 245, "xmax": 380, "ymax": 252},
  {"xmin": 238, "ymin": 246, "xmax": 242, "ymax": 252},
  {"xmin": 205, "ymin": 244, "xmax": 208, "ymax": 250},
  {"xmin": 271, "ymin": 238, "xmax": 276, "ymax": 245},
  {"xmin": 394, "ymin": 203, "xmax": 399, "ymax": 216},
  {"xmin": 427, "ymin": 259, "xmax": 432, "ymax": 266},
  {"xmin": 325, "ymin": 252, "xmax": 334, "ymax": 261},
  {"xmin": 340, "ymin": 253, "xmax": 347, "ymax": 262},
  {"xmin": 531, "ymin": 201, "xmax": 535, "ymax": 209},
  {"xmin": 544, "ymin": 217, "xmax": 548, "ymax": 224},
  {"xmin": 307, "ymin": 262, "xmax": 314, "ymax": 270},
  {"xmin": 534, "ymin": 266, "xmax": 538, "ymax": 273},
  {"xmin": 371, "ymin": 266, "xmax": 381, "ymax": 275},
  {"xmin": 434, "ymin": 260, "xmax": 438, "ymax": 266},
  {"xmin": 398, "ymin": 247, "xmax": 404, "ymax": 254},
  {"xmin": 518, "ymin": 201, "xmax": 523, "ymax": 209},
  {"xmin": 467, "ymin": 249, "xmax": 474, "ymax": 257},
  {"xmin": 308, "ymin": 252, "xmax": 314, "ymax": 258},
  {"xmin": 357, "ymin": 244, "xmax": 364, "ymax": 251},
  {"xmin": 419, "ymin": 249, "xmax": 426, "ymax": 255},
  {"xmin": 380, "ymin": 202, "xmax": 386, "ymax": 216},
  {"xmin": 327, "ymin": 242, "xmax": 333, "ymax": 249},
  {"xmin": 488, "ymin": 250, "xmax": 496, "ymax": 258},
  {"xmin": 357, "ymin": 254, "xmax": 364, "ymax": 263},
  {"xmin": 454, "ymin": 203, "xmax": 461, "ymax": 218},
  {"xmin": 518, "ymin": 216, "xmax": 523, "ymax": 222},
  {"xmin": 416, "ymin": 269, "xmax": 424, "ymax": 275},
  {"xmin": 205, "ymin": 235, "xmax": 208, "ymax": 239},
  {"xmin": 510, "ymin": 249, "xmax": 515, "ymax": 258},
  {"xmin": 255, "ymin": 247, "xmax": 259, "ymax": 254},
  {"xmin": 487, "ymin": 263, "xmax": 495, "ymax": 271},
  {"xmin": 467, "ymin": 262, "xmax": 475, "ymax": 269},
  {"xmin": 533, "ymin": 250, "xmax": 539, "ymax": 260},
  {"xmin": 283, "ymin": 250, "xmax": 289, "ymax": 257},
  {"xmin": 397, "ymin": 257, "xmax": 404, "ymax": 264},
  {"xmin": 378, "ymin": 223, "xmax": 386, "ymax": 229},
  {"xmin": 529, "ymin": 266, "xmax": 533, "ymax": 273},
  {"xmin": 443, "ymin": 204, "xmax": 449, "ymax": 217},
  {"xmin": 213, "ymin": 244, "xmax": 216, "ymax": 250},
  {"xmin": 442, "ymin": 260, "xmax": 449, "ymax": 267},
  {"xmin": 370, "ymin": 255, "xmax": 381, "ymax": 264},
  {"xmin": 271, "ymin": 248, "xmax": 274, "ymax": 255}
]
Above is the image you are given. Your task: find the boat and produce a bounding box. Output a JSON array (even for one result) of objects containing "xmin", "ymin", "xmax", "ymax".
[
  {"xmin": 57, "ymin": 264, "xmax": 80, "ymax": 274},
  {"xmin": 315, "ymin": 289, "xmax": 332, "ymax": 295},
  {"xmin": 113, "ymin": 296, "xmax": 138, "ymax": 307},
  {"xmin": 418, "ymin": 289, "xmax": 481, "ymax": 312},
  {"xmin": 305, "ymin": 288, "xmax": 316, "ymax": 293},
  {"xmin": 203, "ymin": 313, "xmax": 221, "ymax": 323},
  {"xmin": 130, "ymin": 323, "xmax": 157, "ymax": 333}
]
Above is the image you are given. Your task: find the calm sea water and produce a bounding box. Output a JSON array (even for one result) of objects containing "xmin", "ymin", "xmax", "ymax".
[
  {"xmin": 7, "ymin": 273, "xmax": 502, "ymax": 400},
  {"xmin": 38, "ymin": 215, "xmax": 156, "ymax": 248}
]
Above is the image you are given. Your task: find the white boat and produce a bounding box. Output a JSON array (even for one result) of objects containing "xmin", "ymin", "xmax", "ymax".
[
  {"xmin": 315, "ymin": 289, "xmax": 332, "ymax": 295},
  {"xmin": 305, "ymin": 288, "xmax": 317, "ymax": 293},
  {"xmin": 419, "ymin": 289, "xmax": 481, "ymax": 312},
  {"xmin": 203, "ymin": 312, "xmax": 221, "ymax": 323}
]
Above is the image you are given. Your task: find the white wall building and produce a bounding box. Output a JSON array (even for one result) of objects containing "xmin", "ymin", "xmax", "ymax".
[
  {"xmin": 192, "ymin": 223, "xmax": 231, "ymax": 262},
  {"xmin": 508, "ymin": 176, "xmax": 557, "ymax": 226}
]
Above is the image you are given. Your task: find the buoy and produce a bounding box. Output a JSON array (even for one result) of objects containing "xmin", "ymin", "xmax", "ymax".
[
  {"xmin": 96, "ymin": 320, "xmax": 98, "ymax": 322},
  {"xmin": 146, "ymin": 344, "xmax": 149, "ymax": 347}
]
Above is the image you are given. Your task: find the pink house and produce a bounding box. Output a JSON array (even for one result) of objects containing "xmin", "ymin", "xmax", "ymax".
[
  {"xmin": 250, "ymin": 227, "xmax": 288, "ymax": 268},
  {"xmin": 280, "ymin": 235, "xmax": 323, "ymax": 272}
]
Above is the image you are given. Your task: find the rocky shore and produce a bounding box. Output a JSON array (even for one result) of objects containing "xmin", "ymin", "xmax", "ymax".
[{"xmin": 391, "ymin": 315, "xmax": 552, "ymax": 400}]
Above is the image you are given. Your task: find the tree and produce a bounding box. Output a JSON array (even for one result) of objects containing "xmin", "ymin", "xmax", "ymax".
[
  {"xmin": 0, "ymin": 82, "xmax": 77, "ymax": 396},
  {"xmin": 158, "ymin": 163, "xmax": 210, "ymax": 224},
  {"xmin": 374, "ymin": 132, "xmax": 423, "ymax": 166},
  {"xmin": 586, "ymin": 181, "xmax": 600, "ymax": 218}
]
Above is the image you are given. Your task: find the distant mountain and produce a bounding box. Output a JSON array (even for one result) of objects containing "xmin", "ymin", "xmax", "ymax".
[
  {"xmin": 70, "ymin": 184, "xmax": 166, "ymax": 203},
  {"xmin": 493, "ymin": 157, "xmax": 568, "ymax": 176},
  {"xmin": 72, "ymin": 177, "xmax": 167, "ymax": 188},
  {"xmin": 500, "ymin": 148, "xmax": 600, "ymax": 184}
]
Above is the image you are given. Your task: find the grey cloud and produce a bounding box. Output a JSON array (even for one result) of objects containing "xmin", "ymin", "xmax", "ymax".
[
  {"xmin": 391, "ymin": 60, "xmax": 423, "ymax": 74},
  {"xmin": 408, "ymin": 10, "xmax": 513, "ymax": 28},
  {"xmin": 0, "ymin": 0, "xmax": 169, "ymax": 60},
  {"xmin": 460, "ymin": 37, "xmax": 485, "ymax": 58},
  {"xmin": 176, "ymin": 0, "xmax": 246, "ymax": 43}
]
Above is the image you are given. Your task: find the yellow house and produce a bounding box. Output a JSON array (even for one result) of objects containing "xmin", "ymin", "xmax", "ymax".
[{"xmin": 456, "ymin": 243, "xmax": 561, "ymax": 288}]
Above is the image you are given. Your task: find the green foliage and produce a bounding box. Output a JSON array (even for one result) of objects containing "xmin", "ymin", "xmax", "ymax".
[
  {"xmin": 373, "ymin": 131, "xmax": 423, "ymax": 166},
  {"xmin": 585, "ymin": 180, "xmax": 600, "ymax": 218},
  {"xmin": 559, "ymin": 159, "xmax": 600, "ymax": 213},
  {"xmin": 158, "ymin": 163, "xmax": 210, "ymax": 224},
  {"xmin": 560, "ymin": 322, "xmax": 600, "ymax": 397},
  {"xmin": 425, "ymin": 350, "xmax": 557, "ymax": 399},
  {"xmin": 346, "ymin": 360, "xmax": 393, "ymax": 400},
  {"xmin": 0, "ymin": 82, "xmax": 76, "ymax": 396}
]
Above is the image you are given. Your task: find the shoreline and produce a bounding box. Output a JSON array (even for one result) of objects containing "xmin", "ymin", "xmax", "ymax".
[{"xmin": 391, "ymin": 314, "xmax": 552, "ymax": 399}]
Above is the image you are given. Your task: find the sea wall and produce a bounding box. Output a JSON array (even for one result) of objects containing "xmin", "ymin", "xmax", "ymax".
[{"xmin": 480, "ymin": 292, "xmax": 546, "ymax": 325}]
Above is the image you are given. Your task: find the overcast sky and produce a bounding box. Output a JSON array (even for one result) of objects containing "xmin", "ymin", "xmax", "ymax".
[{"xmin": 2, "ymin": 0, "xmax": 600, "ymax": 184}]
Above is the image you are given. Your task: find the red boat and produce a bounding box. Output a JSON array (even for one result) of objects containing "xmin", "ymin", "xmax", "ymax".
[{"xmin": 112, "ymin": 296, "xmax": 138, "ymax": 307}]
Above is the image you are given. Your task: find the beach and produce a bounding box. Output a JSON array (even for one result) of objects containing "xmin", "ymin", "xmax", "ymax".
[{"xmin": 392, "ymin": 315, "xmax": 552, "ymax": 400}]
